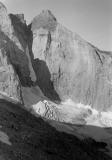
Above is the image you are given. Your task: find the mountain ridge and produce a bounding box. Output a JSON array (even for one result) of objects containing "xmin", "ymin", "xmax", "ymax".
[
  {"xmin": 0, "ymin": 2, "xmax": 112, "ymax": 159},
  {"xmin": 0, "ymin": 1, "xmax": 112, "ymax": 123}
]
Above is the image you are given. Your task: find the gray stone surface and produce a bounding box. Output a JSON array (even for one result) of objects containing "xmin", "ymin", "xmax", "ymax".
[{"xmin": 31, "ymin": 10, "xmax": 112, "ymax": 111}]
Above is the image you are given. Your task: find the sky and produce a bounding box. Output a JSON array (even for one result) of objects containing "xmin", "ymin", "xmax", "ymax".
[{"xmin": 1, "ymin": 0, "xmax": 112, "ymax": 51}]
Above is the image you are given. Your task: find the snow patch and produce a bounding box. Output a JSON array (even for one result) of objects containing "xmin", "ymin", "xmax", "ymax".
[
  {"xmin": 31, "ymin": 98, "xmax": 112, "ymax": 128},
  {"xmin": 60, "ymin": 99, "xmax": 112, "ymax": 128},
  {"xmin": 32, "ymin": 101, "xmax": 46, "ymax": 116}
]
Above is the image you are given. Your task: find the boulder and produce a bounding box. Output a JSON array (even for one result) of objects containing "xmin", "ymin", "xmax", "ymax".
[{"xmin": 32, "ymin": 100, "xmax": 60, "ymax": 121}]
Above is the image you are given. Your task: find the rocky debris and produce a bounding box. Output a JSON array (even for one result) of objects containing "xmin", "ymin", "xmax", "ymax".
[
  {"xmin": 32, "ymin": 100, "xmax": 92, "ymax": 124},
  {"xmin": 31, "ymin": 10, "xmax": 112, "ymax": 111},
  {"xmin": 31, "ymin": 98, "xmax": 112, "ymax": 128},
  {"xmin": 32, "ymin": 100, "xmax": 60, "ymax": 121}
]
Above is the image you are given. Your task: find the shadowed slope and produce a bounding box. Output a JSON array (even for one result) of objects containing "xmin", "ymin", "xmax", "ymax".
[{"xmin": 0, "ymin": 99, "xmax": 111, "ymax": 160}]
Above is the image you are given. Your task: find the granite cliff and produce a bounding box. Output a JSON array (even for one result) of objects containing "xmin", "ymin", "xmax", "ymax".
[
  {"xmin": 0, "ymin": 2, "xmax": 112, "ymax": 159},
  {"xmin": 0, "ymin": 2, "xmax": 36, "ymax": 103},
  {"xmin": 0, "ymin": 2, "xmax": 21, "ymax": 102},
  {"xmin": 31, "ymin": 10, "xmax": 112, "ymax": 111},
  {"xmin": 0, "ymin": 2, "xmax": 112, "ymax": 121}
]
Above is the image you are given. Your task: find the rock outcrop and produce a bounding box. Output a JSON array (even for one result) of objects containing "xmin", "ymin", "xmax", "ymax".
[
  {"xmin": 0, "ymin": 1, "xmax": 36, "ymax": 88},
  {"xmin": 32, "ymin": 100, "xmax": 92, "ymax": 124},
  {"xmin": 0, "ymin": 2, "xmax": 21, "ymax": 102},
  {"xmin": 0, "ymin": 1, "xmax": 112, "ymax": 114},
  {"xmin": 9, "ymin": 13, "xmax": 36, "ymax": 86},
  {"xmin": 0, "ymin": 3, "xmax": 112, "ymax": 159},
  {"xmin": 31, "ymin": 10, "xmax": 112, "ymax": 111},
  {"xmin": 0, "ymin": 37, "xmax": 21, "ymax": 102},
  {"xmin": 32, "ymin": 100, "xmax": 60, "ymax": 121},
  {"xmin": 0, "ymin": 2, "xmax": 36, "ymax": 103}
]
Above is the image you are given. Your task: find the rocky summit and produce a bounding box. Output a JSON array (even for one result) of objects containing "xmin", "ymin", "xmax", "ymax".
[
  {"xmin": 0, "ymin": 2, "xmax": 112, "ymax": 159},
  {"xmin": 0, "ymin": 2, "xmax": 112, "ymax": 111}
]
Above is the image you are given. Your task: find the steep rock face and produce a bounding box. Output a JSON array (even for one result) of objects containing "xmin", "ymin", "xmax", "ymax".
[
  {"xmin": 0, "ymin": 1, "xmax": 36, "ymax": 87},
  {"xmin": 31, "ymin": 10, "xmax": 112, "ymax": 111},
  {"xmin": 9, "ymin": 13, "xmax": 36, "ymax": 86},
  {"xmin": 0, "ymin": 2, "xmax": 12, "ymax": 37},
  {"xmin": 32, "ymin": 100, "xmax": 60, "ymax": 121},
  {"xmin": 0, "ymin": 2, "xmax": 21, "ymax": 102},
  {"xmin": 0, "ymin": 31, "xmax": 21, "ymax": 102},
  {"xmin": 0, "ymin": 2, "xmax": 36, "ymax": 103}
]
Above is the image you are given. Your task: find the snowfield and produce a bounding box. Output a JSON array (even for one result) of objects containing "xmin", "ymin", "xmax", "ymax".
[{"xmin": 31, "ymin": 98, "xmax": 112, "ymax": 128}]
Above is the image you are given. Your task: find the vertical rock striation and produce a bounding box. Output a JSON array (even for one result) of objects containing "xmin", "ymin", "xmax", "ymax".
[
  {"xmin": 0, "ymin": 2, "xmax": 112, "ymax": 112},
  {"xmin": 0, "ymin": 39, "xmax": 21, "ymax": 101},
  {"xmin": 0, "ymin": 2, "xmax": 21, "ymax": 102},
  {"xmin": 0, "ymin": 2, "xmax": 36, "ymax": 103},
  {"xmin": 31, "ymin": 10, "xmax": 112, "ymax": 111},
  {"xmin": 9, "ymin": 13, "xmax": 36, "ymax": 86}
]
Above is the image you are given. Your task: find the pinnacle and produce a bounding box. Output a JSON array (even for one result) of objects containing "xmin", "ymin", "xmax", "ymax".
[
  {"xmin": 41, "ymin": 9, "xmax": 56, "ymax": 20},
  {"xmin": 31, "ymin": 9, "xmax": 57, "ymax": 31}
]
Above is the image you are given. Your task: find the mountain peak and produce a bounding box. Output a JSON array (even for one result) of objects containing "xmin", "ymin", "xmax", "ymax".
[
  {"xmin": 31, "ymin": 9, "xmax": 57, "ymax": 31},
  {"xmin": 41, "ymin": 9, "xmax": 57, "ymax": 21}
]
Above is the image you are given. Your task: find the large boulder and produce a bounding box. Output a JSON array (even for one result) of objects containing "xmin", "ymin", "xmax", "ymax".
[{"xmin": 31, "ymin": 10, "xmax": 112, "ymax": 111}]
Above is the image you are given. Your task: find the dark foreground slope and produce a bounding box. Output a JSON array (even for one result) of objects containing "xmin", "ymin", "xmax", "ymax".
[{"xmin": 0, "ymin": 100, "xmax": 111, "ymax": 160}]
